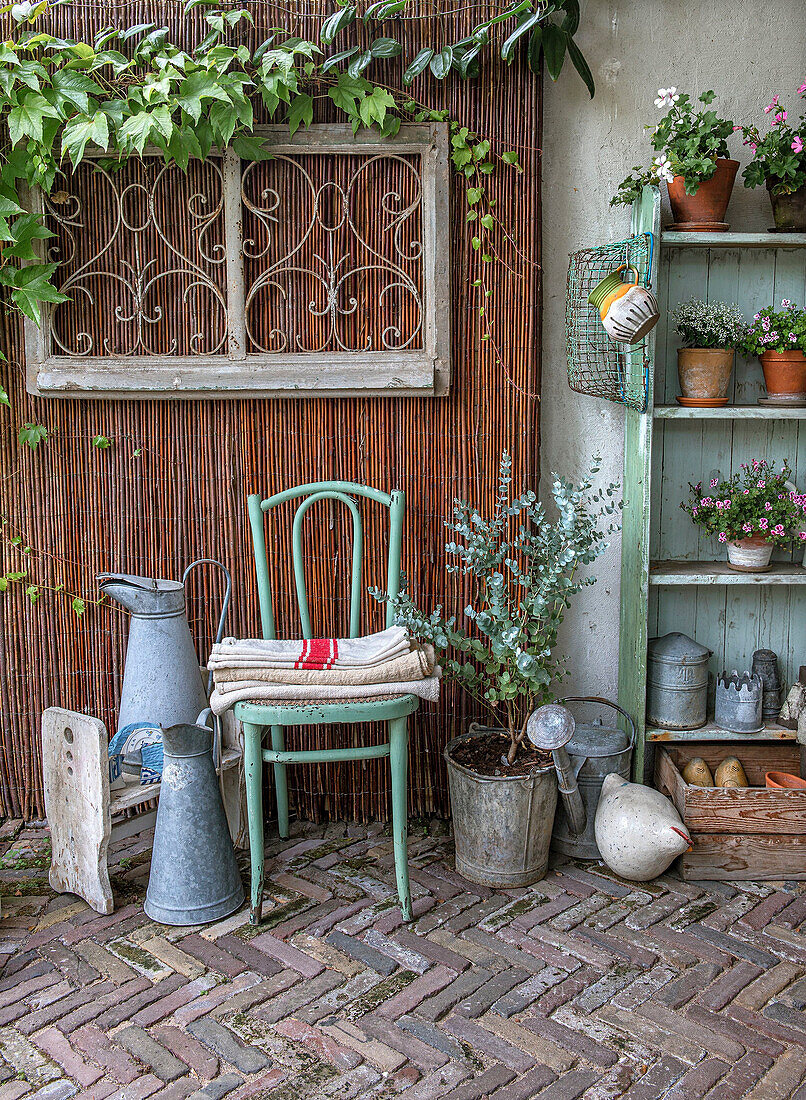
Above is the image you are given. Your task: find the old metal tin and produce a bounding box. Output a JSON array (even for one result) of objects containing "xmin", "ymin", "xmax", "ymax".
[
  {"xmin": 715, "ymin": 670, "xmax": 764, "ymax": 734},
  {"xmin": 646, "ymin": 632, "xmax": 711, "ymax": 730}
]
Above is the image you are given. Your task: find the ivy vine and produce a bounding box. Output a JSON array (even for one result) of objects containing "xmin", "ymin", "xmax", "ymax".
[{"xmin": 0, "ymin": 0, "xmax": 592, "ymax": 609}]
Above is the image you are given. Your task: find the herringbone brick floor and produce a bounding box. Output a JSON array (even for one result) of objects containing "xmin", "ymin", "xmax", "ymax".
[{"xmin": 0, "ymin": 818, "xmax": 805, "ymax": 1100}]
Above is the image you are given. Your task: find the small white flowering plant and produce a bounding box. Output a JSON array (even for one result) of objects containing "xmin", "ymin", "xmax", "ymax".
[
  {"xmin": 372, "ymin": 452, "xmax": 622, "ymax": 764},
  {"xmin": 682, "ymin": 460, "xmax": 806, "ymax": 547},
  {"xmin": 612, "ymin": 89, "xmax": 735, "ymax": 207},
  {"xmin": 741, "ymin": 300, "xmax": 806, "ymax": 355},
  {"xmin": 673, "ymin": 298, "xmax": 746, "ymax": 349}
]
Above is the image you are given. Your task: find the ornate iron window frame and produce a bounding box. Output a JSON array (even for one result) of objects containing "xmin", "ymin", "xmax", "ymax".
[{"xmin": 23, "ymin": 123, "xmax": 451, "ymax": 400}]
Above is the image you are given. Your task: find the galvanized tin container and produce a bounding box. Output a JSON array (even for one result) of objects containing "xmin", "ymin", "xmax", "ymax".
[
  {"xmin": 715, "ymin": 670, "xmax": 764, "ymax": 734},
  {"xmin": 551, "ymin": 697, "xmax": 635, "ymax": 860},
  {"xmin": 646, "ymin": 633, "xmax": 711, "ymax": 730},
  {"xmin": 445, "ymin": 725, "xmax": 557, "ymax": 887}
]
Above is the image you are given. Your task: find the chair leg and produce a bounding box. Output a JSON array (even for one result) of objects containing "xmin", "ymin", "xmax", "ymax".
[
  {"xmin": 243, "ymin": 722, "xmax": 265, "ymax": 925},
  {"xmin": 389, "ymin": 715, "xmax": 412, "ymax": 922},
  {"xmin": 270, "ymin": 725, "xmax": 290, "ymax": 840}
]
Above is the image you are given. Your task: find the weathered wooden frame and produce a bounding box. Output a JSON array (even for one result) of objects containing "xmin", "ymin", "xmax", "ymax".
[{"xmin": 24, "ymin": 123, "xmax": 451, "ymax": 400}]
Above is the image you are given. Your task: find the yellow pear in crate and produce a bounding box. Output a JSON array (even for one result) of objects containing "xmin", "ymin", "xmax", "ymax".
[
  {"xmin": 715, "ymin": 756, "xmax": 749, "ymax": 788},
  {"xmin": 681, "ymin": 757, "xmax": 714, "ymax": 787}
]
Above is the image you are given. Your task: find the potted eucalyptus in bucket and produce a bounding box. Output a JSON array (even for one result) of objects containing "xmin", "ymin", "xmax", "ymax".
[{"xmin": 374, "ymin": 453, "xmax": 621, "ymax": 887}]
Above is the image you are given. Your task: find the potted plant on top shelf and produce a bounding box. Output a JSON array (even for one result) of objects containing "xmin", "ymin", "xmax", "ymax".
[
  {"xmin": 682, "ymin": 460, "xmax": 806, "ymax": 572},
  {"xmin": 372, "ymin": 452, "xmax": 621, "ymax": 887},
  {"xmin": 611, "ymin": 89, "xmax": 738, "ymax": 231},
  {"xmin": 739, "ymin": 83, "xmax": 806, "ymax": 231},
  {"xmin": 672, "ymin": 298, "xmax": 746, "ymax": 407},
  {"xmin": 741, "ymin": 300, "xmax": 806, "ymax": 404}
]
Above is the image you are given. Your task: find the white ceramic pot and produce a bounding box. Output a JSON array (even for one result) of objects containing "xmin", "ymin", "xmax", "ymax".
[
  {"xmin": 594, "ymin": 774, "xmax": 691, "ymax": 881},
  {"xmin": 726, "ymin": 537, "xmax": 773, "ymax": 572},
  {"xmin": 602, "ymin": 285, "xmax": 660, "ymax": 345}
]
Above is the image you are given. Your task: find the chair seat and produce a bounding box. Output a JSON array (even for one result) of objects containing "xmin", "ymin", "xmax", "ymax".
[{"xmin": 233, "ymin": 693, "xmax": 419, "ymax": 727}]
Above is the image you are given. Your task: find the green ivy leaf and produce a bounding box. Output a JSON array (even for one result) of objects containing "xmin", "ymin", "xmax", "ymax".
[
  {"xmin": 500, "ymin": 11, "xmax": 543, "ymax": 62},
  {"xmin": 566, "ymin": 33, "xmax": 594, "ymax": 97},
  {"xmin": 4, "ymin": 263, "xmax": 68, "ymax": 323},
  {"xmin": 91, "ymin": 434, "xmax": 111, "ymax": 449},
  {"xmin": 178, "ymin": 70, "xmax": 231, "ymax": 122},
  {"xmin": 61, "ymin": 109, "xmax": 109, "ymax": 165},
  {"xmin": 320, "ymin": 45, "xmax": 360, "ymax": 74},
  {"xmin": 18, "ymin": 422, "xmax": 47, "ymax": 448},
  {"xmin": 429, "ymin": 46, "xmax": 453, "ymax": 79},
  {"xmin": 71, "ymin": 596, "xmax": 86, "ymax": 617},
  {"xmin": 7, "ymin": 91, "xmax": 60, "ymax": 145},
  {"xmin": 287, "ymin": 91, "xmax": 313, "ymax": 135},
  {"xmin": 369, "ymin": 37, "xmax": 402, "ymax": 58},
  {"xmin": 320, "ymin": 5, "xmax": 356, "ymax": 44},
  {"xmin": 231, "ymin": 134, "xmax": 273, "ymax": 162}
]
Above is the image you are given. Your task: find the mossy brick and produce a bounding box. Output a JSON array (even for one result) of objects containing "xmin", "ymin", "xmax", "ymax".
[
  {"xmin": 186, "ymin": 1077, "xmax": 244, "ymax": 1100},
  {"xmin": 115, "ymin": 1026, "xmax": 187, "ymax": 1082},
  {"xmin": 186, "ymin": 1019, "xmax": 271, "ymax": 1075},
  {"xmin": 324, "ymin": 931, "xmax": 397, "ymax": 976}
]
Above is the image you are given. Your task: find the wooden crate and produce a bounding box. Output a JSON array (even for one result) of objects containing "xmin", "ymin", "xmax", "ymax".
[{"xmin": 654, "ymin": 742, "xmax": 806, "ymax": 881}]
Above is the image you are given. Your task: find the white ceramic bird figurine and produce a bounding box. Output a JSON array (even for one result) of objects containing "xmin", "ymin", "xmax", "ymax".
[{"xmin": 594, "ymin": 773, "xmax": 691, "ymax": 881}]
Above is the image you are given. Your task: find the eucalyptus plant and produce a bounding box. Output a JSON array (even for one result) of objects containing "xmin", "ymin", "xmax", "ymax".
[{"xmin": 372, "ymin": 452, "xmax": 621, "ymax": 764}]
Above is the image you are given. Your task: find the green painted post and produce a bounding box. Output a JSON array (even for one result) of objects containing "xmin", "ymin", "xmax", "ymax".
[
  {"xmin": 270, "ymin": 725, "xmax": 289, "ymax": 839},
  {"xmin": 618, "ymin": 185, "xmax": 661, "ymax": 782}
]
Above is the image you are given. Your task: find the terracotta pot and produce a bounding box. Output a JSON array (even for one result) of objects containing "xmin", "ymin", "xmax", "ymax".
[
  {"xmin": 766, "ymin": 771, "xmax": 806, "ymax": 790},
  {"xmin": 726, "ymin": 536, "xmax": 773, "ymax": 573},
  {"xmin": 760, "ymin": 350, "xmax": 806, "ymax": 396},
  {"xmin": 667, "ymin": 158, "xmax": 739, "ymax": 230},
  {"xmin": 766, "ymin": 180, "xmax": 806, "ymax": 232},
  {"xmin": 677, "ymin": 348, "xmax": 734, "ymax": 403}
]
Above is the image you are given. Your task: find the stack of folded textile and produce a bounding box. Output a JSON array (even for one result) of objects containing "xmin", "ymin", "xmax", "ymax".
[{"xmin": 208, "ymin": 625, "xmax": 441, "ymax": 715}]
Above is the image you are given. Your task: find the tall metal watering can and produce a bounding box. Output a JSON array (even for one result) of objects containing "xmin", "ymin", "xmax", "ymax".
[
  {"xmin": 99, "ymin": 560, "xmax": 231, "ymax": 736},
  {"xmin": 547, "ymin": 697, "xmax": 636, "ymax": 861},
  {"xmin": 145, "ymin": 710, "xmax": 244, "ymax": 925}
]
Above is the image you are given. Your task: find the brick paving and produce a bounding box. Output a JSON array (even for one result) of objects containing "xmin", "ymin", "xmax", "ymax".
[{"xmin": 0, "ymin": 820, "xmax": 805, "ymax": 1098}]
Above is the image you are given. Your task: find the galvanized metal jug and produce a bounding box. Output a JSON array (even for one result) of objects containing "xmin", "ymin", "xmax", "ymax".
[
  {"xmin": 550, "ymin": 697, "xmax": 636, "ymax": 860},
  {"xmin": 646, "ymin": 633, "xmax": 711, "ymax": 730},
  {"xmin": 145, "ymin": 711, "xmax": 244, "ymax": 925},
  {"xmin": 99, "ymin": 561, "xmax": 231, "ymax": 735}
]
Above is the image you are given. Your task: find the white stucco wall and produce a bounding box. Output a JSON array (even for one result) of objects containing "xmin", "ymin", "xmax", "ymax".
[{"xmin": 540, "ymin": 0, "xmax": 806, "ymax": 698}]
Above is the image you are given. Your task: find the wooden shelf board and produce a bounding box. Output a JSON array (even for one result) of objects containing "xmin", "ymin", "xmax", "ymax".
[
  {"xmin": 654, "ymin": 405, "xmax": 806, "ymax": 420},
  {"xmin": 647, "ymin": 719, "xmax": 796, "ymax": 742},
  {"xmin": 661, "ymin": 231, "xmax": 806, "ymax": 249},
  {"xmin": 650, "ymin": 560, "xmax": 806, "ymax": 585}
]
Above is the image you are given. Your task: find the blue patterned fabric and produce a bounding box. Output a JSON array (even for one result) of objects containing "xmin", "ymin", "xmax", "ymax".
[{"xmin": 108, "ymin": 722, "xmax": 163, "ymax": 785}]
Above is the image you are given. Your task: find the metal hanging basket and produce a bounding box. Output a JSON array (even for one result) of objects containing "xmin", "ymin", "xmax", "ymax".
[{"xmin": 565, "ymin": 232, "xmax": 654, "ymax": 413}]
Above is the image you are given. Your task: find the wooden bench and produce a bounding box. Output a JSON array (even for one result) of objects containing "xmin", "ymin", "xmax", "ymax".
[{"xmin": 42, "ymin": 707, "xmax": 244, "ymax": 915}]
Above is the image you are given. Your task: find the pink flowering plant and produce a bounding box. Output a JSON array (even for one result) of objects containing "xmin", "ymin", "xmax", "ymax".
[
  {"xmin": 682, "ymin": 460, "xmax": 806, "ymax": 547},
  {"xmin": 612, "ymin": 89, "xmax": 734, "ymax": 207},
  {"xmin": 740, "ymin": 84, "xmax": 806, "ymax": 196},
  {"xmin": 740, "ymin": 300, "xmax": 806, "ymax": 356}
]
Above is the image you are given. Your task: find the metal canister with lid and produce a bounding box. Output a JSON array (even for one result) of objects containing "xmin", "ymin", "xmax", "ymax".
[{"xmin": 646, "ymin": 632, "xmax": 711, "ymax": 730}]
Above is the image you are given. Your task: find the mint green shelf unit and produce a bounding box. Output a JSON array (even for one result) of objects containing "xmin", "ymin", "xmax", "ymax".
[{"xmin": 617, "ymin": 187, "xmax": 806, "ymax": 780}]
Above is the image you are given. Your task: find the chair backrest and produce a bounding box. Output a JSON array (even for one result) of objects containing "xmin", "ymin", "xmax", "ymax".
[{"xmin": 247, "ymin": 482, "xmax": 405, "ymax": 640}]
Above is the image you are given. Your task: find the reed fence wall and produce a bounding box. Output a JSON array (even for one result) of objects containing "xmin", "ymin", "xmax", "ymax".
[{"xmin": 0, "ymin": 0, "xmax": 541, "ymax": 822}]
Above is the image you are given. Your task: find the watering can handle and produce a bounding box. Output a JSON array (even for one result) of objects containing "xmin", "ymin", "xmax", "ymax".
[{"xmin": 562, "ymin": 696, "xmax": 637, "ymax": 750}]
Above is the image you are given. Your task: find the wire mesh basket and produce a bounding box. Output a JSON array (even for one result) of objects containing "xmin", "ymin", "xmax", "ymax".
[{"xmin": 566, "ymin": 232, "xmax": 654, "ymax": 413}]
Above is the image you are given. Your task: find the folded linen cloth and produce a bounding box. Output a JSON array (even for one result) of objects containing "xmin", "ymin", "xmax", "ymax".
[
  {"xmin": 209, "ymin": 670, "xmax": 441, "ymax": 715},
  {"xmin": 208, "ymin": 625, "xmax": 411, "ymax": 671},
  {"xmin": 212, "ymin": 643, "xmax": 435, "ymax": 686}
]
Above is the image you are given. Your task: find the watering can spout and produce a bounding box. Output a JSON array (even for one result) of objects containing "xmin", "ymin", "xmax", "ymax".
[{"xmin": 527, "ymin": 704, "xmax": 587, "ymax": 837}]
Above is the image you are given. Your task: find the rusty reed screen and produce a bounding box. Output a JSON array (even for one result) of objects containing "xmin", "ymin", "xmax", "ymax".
[{"xmin": 0, "ymin": 0, "xmax": 541, "ymax": 823}]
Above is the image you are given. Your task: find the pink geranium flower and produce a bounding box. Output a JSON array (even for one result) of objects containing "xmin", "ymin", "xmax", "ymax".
[
  {"xmin": 793, "ymin": 136, "xmax": 804, "ymax": 153},
  {"xmin": 759, "ymin": 518, "xmax": 769, "ymax": 529},
  {"xmin": 718, "ymin": 532, "xmax": 727, "ymax": 543},
  {"xmin": 764, "ymin": 95, "xmax": 780, "ymax": 114},
  {"xmin": 799, "ymin": 83, "xmax": 806, "ymax": 95}
]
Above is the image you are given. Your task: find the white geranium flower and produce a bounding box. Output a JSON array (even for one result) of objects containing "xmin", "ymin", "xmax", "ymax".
[
  {"xmin": 652, "ymin": 154, "xmax": 674, "ymax": 183},
  {"xmin": 654, "ymin": 86, "xmax": 680, "ymax": 109}
]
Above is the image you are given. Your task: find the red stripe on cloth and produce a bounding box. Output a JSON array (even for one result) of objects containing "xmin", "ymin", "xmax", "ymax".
[
  {"xmin": 299, "ymin": 638, "xmax": 337, "ymax": 669},
  {"xmin": 293, "ymin": 639, "xmax": 310, "ymax": 670}
]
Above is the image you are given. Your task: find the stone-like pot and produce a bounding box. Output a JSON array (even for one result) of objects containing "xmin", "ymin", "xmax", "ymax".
[
  {"xmin": 677, "ymin": 347, "xmax": 734, "ymax": 403},
  {"xmin": 667, "ymin": 158, "xmax": 739, "ymax": 230},
  {"xmin": 727, "ymin": 536, "xmax": 773, "ymax": 572},
  {"xmin": 767, "ymin": 180, "xmax": 806, "ymax": 232},
  {"xmin": 760, "ymin": 350, "xmax": 806, "ymax": 396},
  {"xmin": 445, "ymin": 726, "xmax": 557, "ymax": 887}
]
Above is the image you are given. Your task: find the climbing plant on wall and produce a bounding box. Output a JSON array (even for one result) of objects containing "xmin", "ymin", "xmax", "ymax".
[{"xmin": 0, "ymin": 0, "xmax": 592, "ymax": 607}]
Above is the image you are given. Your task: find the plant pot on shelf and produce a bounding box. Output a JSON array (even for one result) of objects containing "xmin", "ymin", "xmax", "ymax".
[
  {"xmin": 445, "ymin": 725, "xmax": 557, "ymax": 887},
  {"xmin": 667, "ymin": 158, "xmax": 739, "ymax": 231},
  {"xmin": 726, "ymin": 536, "xmax": 773, "ymax": 572},
  {"xmin": 760, "ymin": 350, "xmax": 806, "ymax": 396},
  {"xmin": 677, "ymin": 347, "xmax": 734, "ymax": 406},
  {"xmin": 766, "ymin": 180, "xmax": 806, "ymax": 232}
]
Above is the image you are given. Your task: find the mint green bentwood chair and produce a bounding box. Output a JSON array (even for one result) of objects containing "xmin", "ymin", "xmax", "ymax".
[{"xmin": 235, "ymin": 482, "xmax": 419, "ymax": 925}]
